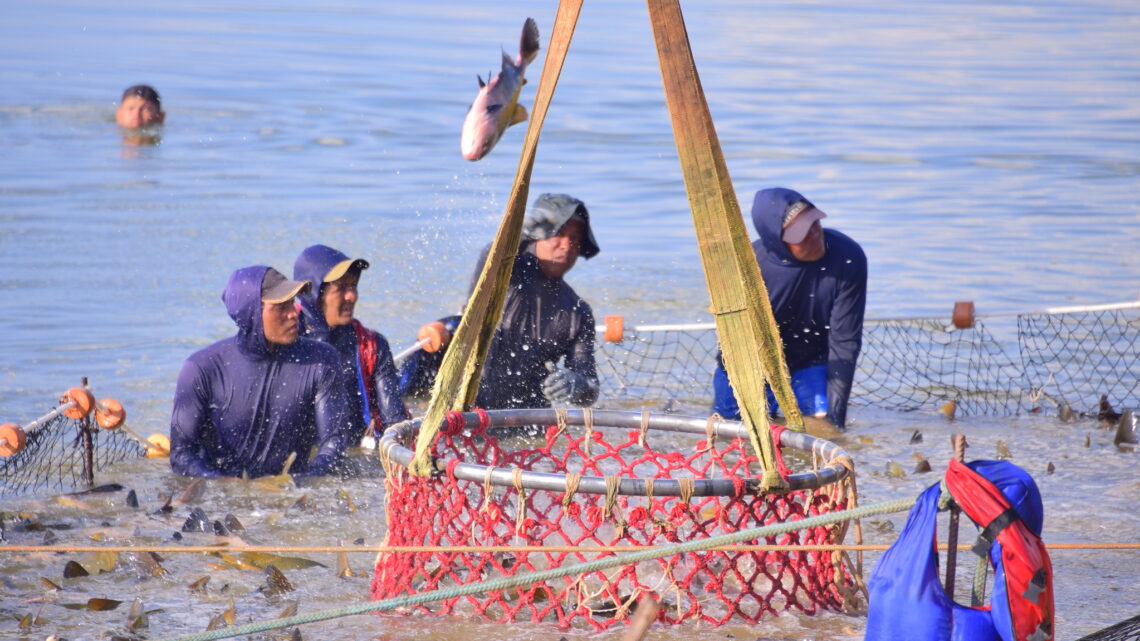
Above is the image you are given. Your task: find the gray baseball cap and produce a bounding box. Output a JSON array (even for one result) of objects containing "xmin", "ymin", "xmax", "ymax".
[{"xmin": 524, "ymin": 193, "xmax": 601, "ymax": 259}]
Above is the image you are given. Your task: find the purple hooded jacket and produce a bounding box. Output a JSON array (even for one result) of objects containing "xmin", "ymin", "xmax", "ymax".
[
  {"xmin": 750, "ymin": 188, "xmax": 867, "ymax": 428},
  {"xmin": 170, "ymin": 265, "xmax": 349, "ymax": 478},
  {"xmin": 293, "ymin": 244, "xmax": 408, "ymax": 442}
]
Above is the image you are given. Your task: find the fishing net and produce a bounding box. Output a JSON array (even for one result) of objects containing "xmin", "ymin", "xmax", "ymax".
[
  {"xmin": 1075, "ymin": 614, "xmax": 1140, "ymax": 641},
  {"xmin": 373, "ymin": 408, "xmax": 861, "ymax": 630},
  {"xmin": 0, "ymin": 393, "xmax": 146, "ymax": 498},
  {"xmin": 1019, "ymin": 307, "xmax": 1140, "ymax": 415},
  {"xmin": 591, "ymin": 303, "xmax": 1140, "ymax": 418},
  {"xmin": 595, "ymin": 323, "xmax": 720, "ymax": 412},
  {"xmin": 854, "ymin": 317, "xmax": 1026, "ymax": 415}
]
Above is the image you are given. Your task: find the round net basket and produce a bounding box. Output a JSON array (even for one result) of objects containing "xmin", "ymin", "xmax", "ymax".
[{"xmin": 372, "ymin": 408, "xmax": 861, "ymax": 630}]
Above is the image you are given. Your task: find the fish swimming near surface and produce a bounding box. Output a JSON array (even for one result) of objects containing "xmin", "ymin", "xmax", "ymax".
[{"xmin": 460, "ymin": 18, "xmax": 541, "ymax": 161}]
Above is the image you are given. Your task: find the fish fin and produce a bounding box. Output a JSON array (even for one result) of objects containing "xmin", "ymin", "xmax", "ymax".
[
  {"xmin": 509, "ymin": 104, "xmax": 528, "ymax": 126},
  {"xmin": 477, "ymin": 74, "xmax": 485, "ymax": 89},
  {"xmin": 500, "ymin": 50, "xmax": 513, "ymax": 70},
  {"xmin": 520, "ymin": 17, "xmax": 540, "ymax": 65}
]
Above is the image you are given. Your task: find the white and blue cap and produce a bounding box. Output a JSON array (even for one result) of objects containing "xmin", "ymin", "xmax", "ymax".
[
  {"xmin": 781, "ymin": 198, "xmax": 827, "ymax": 244},
  {"xmin": 524, "ymin": 193, "xmax": 601, "ymax": 259}
]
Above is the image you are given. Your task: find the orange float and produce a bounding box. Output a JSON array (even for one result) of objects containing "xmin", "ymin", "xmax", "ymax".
[
  {"xmin": 61, "ymin": 387, "xmax": 96, "ymax": 419},
  {"xmin": 952, "ymin": 301, "xmax": 976, "ymax": 329},
  {"xmin": 146, "ymin": 433, "xmax": 170, "ymax": 458},
  {"xmin": 604, "ymin": 315, "xmax": 625, "ymax": 343},
  {"xmin": 95, "ymin": 398, "xmax": 126, "ymax": 430},
  {"xmin": 0, "ymin": 422, "xmax": 27, "ymax": 457}
]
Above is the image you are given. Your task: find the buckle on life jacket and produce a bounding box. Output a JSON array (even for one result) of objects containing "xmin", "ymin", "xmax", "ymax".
[{"xmin": 971, "ymin": 506, "xmax": 1020, "ymax": 558}]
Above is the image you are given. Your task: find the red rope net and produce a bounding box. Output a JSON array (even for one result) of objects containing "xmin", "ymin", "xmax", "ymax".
[{"xmin": 372, "ymin": 411, "xmax": 858, "ymax": 630}]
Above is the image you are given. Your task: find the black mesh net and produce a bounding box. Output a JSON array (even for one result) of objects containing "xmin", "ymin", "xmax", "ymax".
[
  {"xmin": 595, "ymin": 324, "xmax": 720, "ymax": 411},
  {"xmin": 1019, "ymin": 308, "xmax": 1140, "ymax": 415},
  {"xmin": 593, "ymin": 305, "xmax": 1140, "ymax": 418},
  {"xmin": 1074, "ymin": 614, "xmax": 1140, "ymax": 641},
  {"xmin": 0, "ymin": 412, "xmax": 145, "ymax": 498}
]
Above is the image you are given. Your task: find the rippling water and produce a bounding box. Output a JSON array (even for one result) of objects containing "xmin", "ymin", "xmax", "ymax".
[{"xmin": 1, "ymin": 0, "xmax": 1138, "ymax": 639}]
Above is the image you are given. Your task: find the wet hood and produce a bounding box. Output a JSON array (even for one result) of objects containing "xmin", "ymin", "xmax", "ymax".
[
  {"xmin": 293, "ymin": 244, "xmax": 364, "ymax": 341},
  {"xmin": 221, "ymin": 265, "xmax": 270, "ymax": 357},
  {"xmin": 751, "ymin": 187, "xmax": 808, "ymax": 263}
]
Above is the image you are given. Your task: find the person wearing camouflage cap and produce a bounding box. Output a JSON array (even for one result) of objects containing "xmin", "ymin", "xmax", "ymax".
[{"xmin": 403, "ymin": 193, "xmax": 601, "ymax": 410}]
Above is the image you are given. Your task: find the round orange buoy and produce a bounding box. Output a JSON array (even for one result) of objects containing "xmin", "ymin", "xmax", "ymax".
[
  {"xmin": 604, "ymin": 315, "xmax": 624, "ymax": 343},
  {"xmin": 951, "ymin": 301, "xmax": 975, "ymax": 329},
  {"xmin": 62, "ymin": 387, "xmax": 96, "ymax": 419},
  {"xmin": 95, "ymin": 398, "xmax": 126, "ymax": 429},
  {"xmin": 146, "ymin": 433, "xmax": 170, "ymax": 458},
  {"xmin": 417, "ymin": 321, "xmax": 450, "ymax": 353},
  {"xmin": 0, "ymin": 422, "xmax": 27, "ymax": 457}
]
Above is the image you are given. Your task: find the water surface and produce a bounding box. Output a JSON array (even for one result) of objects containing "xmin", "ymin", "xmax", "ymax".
[{"xmin": 1, "ymin": 0, "xmax": 1138, "ymax": 638}]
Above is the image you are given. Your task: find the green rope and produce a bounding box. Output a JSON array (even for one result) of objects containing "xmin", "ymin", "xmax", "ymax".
[{"xmin": 150, "ymin": 496, "xmax": 916, "ymax": 641}]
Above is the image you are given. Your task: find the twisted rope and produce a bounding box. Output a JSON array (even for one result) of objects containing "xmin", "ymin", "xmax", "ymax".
[{"xmin": 151, "ymin": 496, "xmax": 918, "ymax": 641}]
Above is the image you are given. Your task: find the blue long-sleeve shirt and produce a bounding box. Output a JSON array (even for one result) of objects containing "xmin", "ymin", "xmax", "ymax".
[
  {"xmin": 170, "ymin": 265, "xmax": 349, "ymax": 478},
  {"xmin": 750, "ymin": 188, "xmax": 868, "ymax": 427},
  {"xmin": 293, "ymin": 245, "xmax": 408, "ymax": 442}
]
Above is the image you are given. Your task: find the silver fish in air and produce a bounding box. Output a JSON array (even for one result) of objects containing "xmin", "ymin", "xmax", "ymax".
[{"xmin": 460, "ymin": 18, "xmax": 541, "ymax": 161}]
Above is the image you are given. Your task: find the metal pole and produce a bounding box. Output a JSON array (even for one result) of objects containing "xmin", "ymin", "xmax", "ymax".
[
  {"xmin": 79, "ymin": 377, "xmax": 95, "ymax": 488},
  {"xmin": 944, "ymin": 431, "xmax": 967, "ymax": 597}
]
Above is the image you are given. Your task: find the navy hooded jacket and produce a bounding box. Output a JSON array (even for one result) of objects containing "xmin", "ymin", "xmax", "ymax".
[
  {"xmin": 400, "ymin": 245, "xmax": 599, "ymax": 410},
  {"xmin": 293, "ymin": 245, "xmax": 408, "ymax": 443},
  {"xmin": 471, "ymin": 245, "xmax": 599, "ymax": 409},
  {"xmin": 750, "ymin": 188, "xmax": 867, "ymax": 428},
  {"xmin": 170, "ymin": 265, "xmax": 349, "ymax": 478}
]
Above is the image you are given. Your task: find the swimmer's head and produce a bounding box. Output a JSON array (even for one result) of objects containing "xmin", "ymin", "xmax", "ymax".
[{"xmin": 115, "ymin": 84, "xmax": 165, "ymax": 129}]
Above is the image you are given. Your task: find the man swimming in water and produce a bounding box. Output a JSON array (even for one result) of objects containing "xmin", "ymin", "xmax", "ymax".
[{"xmin": 115, "ymin": 84, "xmax": 165, "ymax": 130}]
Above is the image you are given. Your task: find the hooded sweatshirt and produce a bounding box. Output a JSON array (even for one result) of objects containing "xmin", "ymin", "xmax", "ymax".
[
  {"xmin": 750, "ymin": 188, "xmax": 867, "ymax": 428},
  {"xmin": 293, "ymin": 245, "xmax": 407, "ymax": 443},
  {"xmin": 471, "ymin": 244, "xmax": 599, "ymax": 409},
  {"xmin": 400, "ymin": 244, "xmax": 600, "ymax": 409},
  {"xmin": 170, "ymin": 265, "xmax": 349, "ymax": 478}
]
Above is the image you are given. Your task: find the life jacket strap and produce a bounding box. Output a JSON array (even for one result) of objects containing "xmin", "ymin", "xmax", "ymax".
[{"xmin": 971, "ymin": 506, "xmax": 1020, "ymax": 558}]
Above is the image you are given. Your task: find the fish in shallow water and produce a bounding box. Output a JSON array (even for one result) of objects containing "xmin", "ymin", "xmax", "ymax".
[{"xmin": 460, "ymin": 18, "xmax": 541, "ymax": 161}]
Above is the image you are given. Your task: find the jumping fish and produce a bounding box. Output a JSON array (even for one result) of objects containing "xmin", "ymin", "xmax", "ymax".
[{"xmin": 460, "ymin": 18, "xmax": 541, "ymax": 161}]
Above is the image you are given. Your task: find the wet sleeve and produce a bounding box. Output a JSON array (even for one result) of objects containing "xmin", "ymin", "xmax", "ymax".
[
  {"xmin": 564, "ymin": 304, "xmax": 600, "ymax": 407},
  {"xmin": 305, "ymin": 359, "xmax": 350, "ymax": 477},
  {"xmin": 826, "ymin": 247, "xmax": 868, "ymax": 428},
  {"xmin": 169, "ymin": 360, "xmax": 224, "ymax": 478},
  {"xmin": 371, "ymin": 334, "xmax": 410, "ymax": 429}
]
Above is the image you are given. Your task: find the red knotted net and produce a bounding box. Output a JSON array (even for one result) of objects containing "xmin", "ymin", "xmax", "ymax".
[{"xmin": 372, "ymin": 410, "xmax": 859, "ymax": 630}]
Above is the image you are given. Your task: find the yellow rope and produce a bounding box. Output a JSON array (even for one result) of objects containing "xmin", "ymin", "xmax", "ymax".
[{"xmin": 646, "ymin": 0, "xmax": 796, "ymax": 492}]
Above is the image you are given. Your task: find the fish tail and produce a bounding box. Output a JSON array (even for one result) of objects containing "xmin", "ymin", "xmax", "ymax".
[{"xmin": 520, "ymin": 17, "xmax": 540, "ymax": 65}]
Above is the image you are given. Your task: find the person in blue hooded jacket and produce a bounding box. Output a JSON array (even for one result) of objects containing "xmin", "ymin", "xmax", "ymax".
[
  {"xmin": 170, "ymin": 266, "xmax": 350, "ymax": 478},
  {"xmin": 293, "ymin": 244, "xmax": 408, "ymax": 444},
  {"xmin": 712, "ymin": 187, "xmax": 867, "ymax": 429}
]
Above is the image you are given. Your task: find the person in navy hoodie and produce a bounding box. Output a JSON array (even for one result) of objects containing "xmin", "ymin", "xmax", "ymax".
[
  {"xmin": 170, "ymin": 266, "xmax": 350, "ymax": 478},
  {"xmin": 712, "ymin": 187, "xmax": 867, "ymax": 429},
  {"xmin": 293, "ymin": 245, "xmax": 408, "ymax": 444}
]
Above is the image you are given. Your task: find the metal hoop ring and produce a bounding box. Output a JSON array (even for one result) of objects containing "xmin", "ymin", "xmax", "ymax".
[{"xmin": 380, "ymin": 409, "xmax": 850, "ymax": 496}]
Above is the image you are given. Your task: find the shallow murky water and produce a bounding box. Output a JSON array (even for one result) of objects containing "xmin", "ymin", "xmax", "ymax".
[{"xmin": 1, "ymin": 0, "xmax": 1138, "ymax": 639}]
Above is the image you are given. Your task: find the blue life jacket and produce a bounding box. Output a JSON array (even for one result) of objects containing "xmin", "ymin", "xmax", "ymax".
[{"xmin": 865, "ymin": 460, "xmax": 1053, "ymax": 641}]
